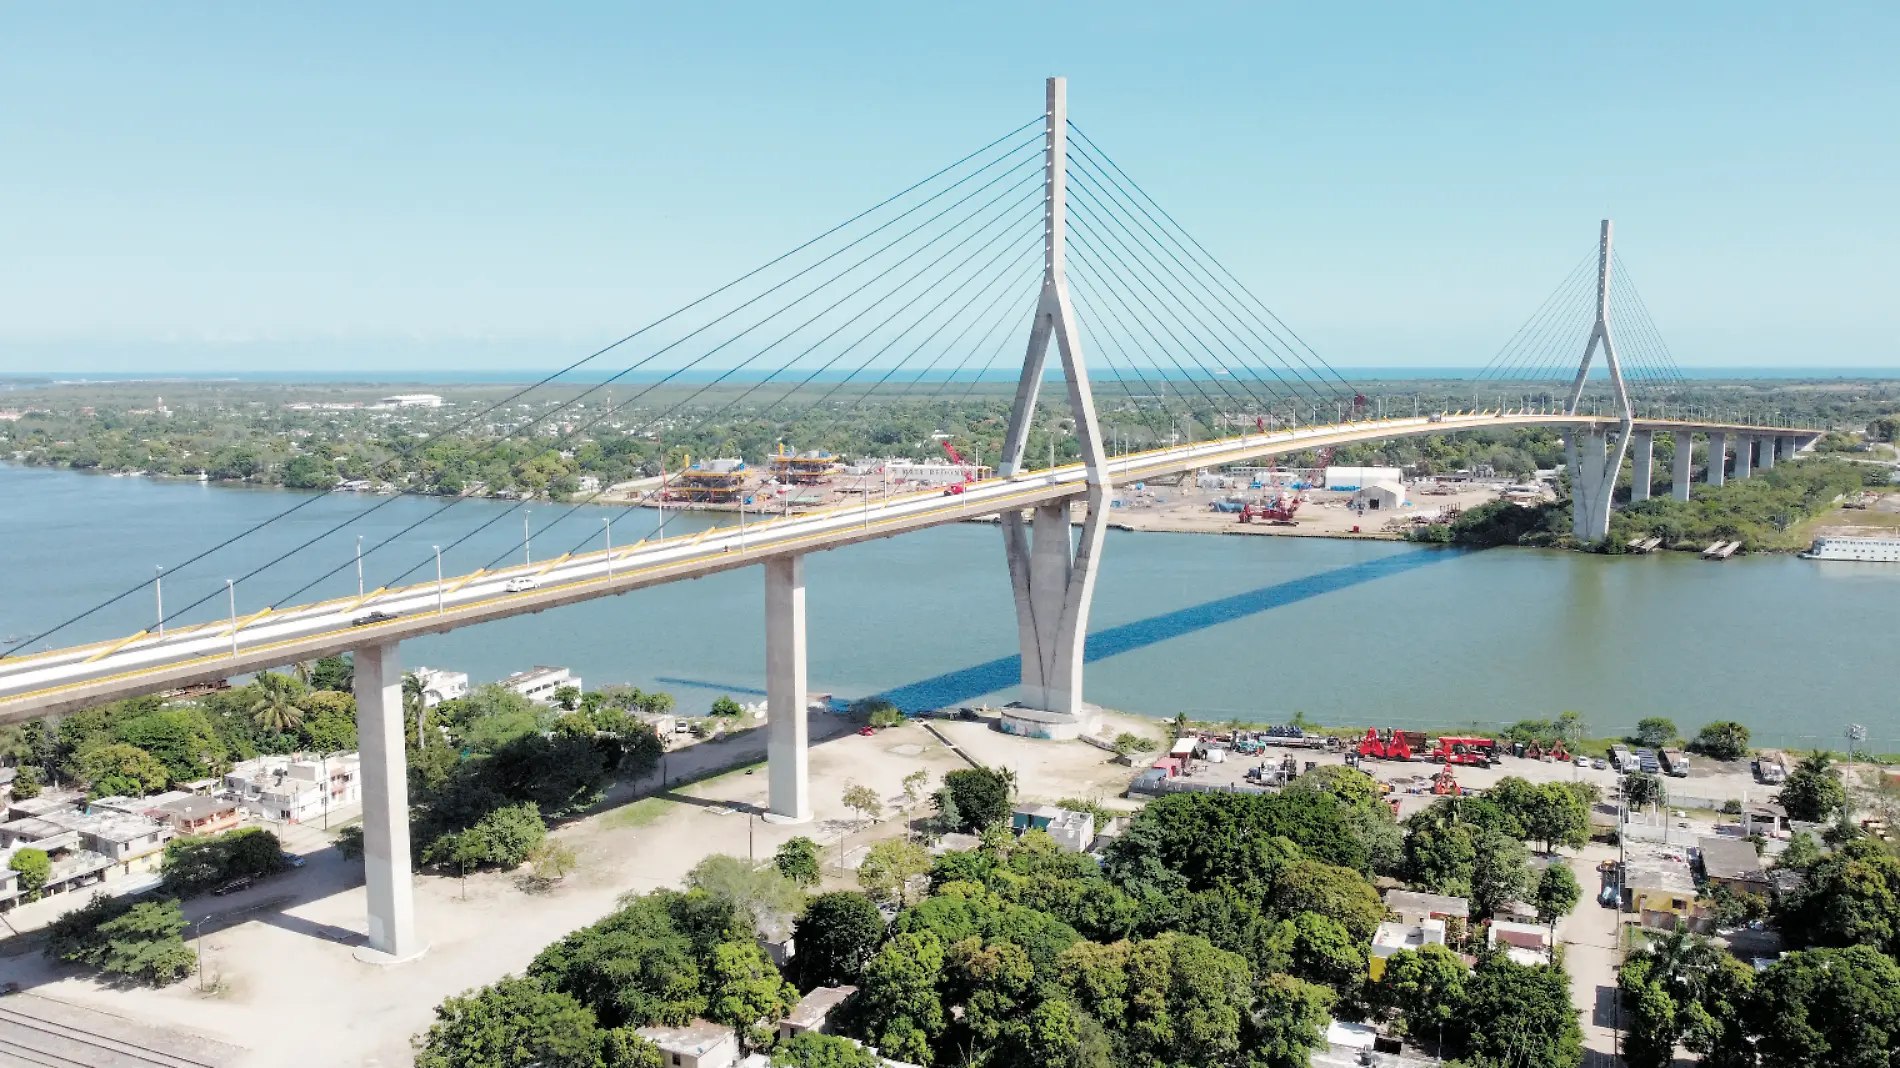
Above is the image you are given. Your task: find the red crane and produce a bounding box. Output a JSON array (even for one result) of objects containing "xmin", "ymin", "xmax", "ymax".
[{"xmin": 940, "ymin": 440, "xmax": 975, "ymax": 496}]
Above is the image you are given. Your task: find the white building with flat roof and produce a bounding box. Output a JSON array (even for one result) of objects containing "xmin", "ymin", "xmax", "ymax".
[
  {"xmin": 411, "ymin": 666, "xmax": 469, "ymax": 707},
  {"xmin": 224, "ymin": 754, "xmax": 361, "ymax": 824},
  {"xmin": 379, "ymin": 393, "xmax": 445, "ymax": 408},
  {"xmin": 503, "ymin": 666, "xmax": 581, "ymax": 705}
]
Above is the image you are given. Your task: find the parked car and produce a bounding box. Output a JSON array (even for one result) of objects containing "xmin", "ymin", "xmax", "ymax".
[
  {"xmin": 504, "ymin": 576, "xmax": 539, "ymax": 593},
  {"xmin": 1592, "ymin": 758, "xmax": 1608, "ymax": 770},
  {"xmin": 857, "ymin": 726, "xmax": 877, "ymax": 736},
  {"xmin": 281, "ymin": 853, "xmax": 306, "ymax": 869},
  {"xmin": 212, "ymin": 877, "xmax": 254, "ymax": 896},
  {"xmin": 351, "ymin": 610, "xmax": 398, "ymax": 627},
  {"xmin": 1575, "ymin": 755, "xmax": 1591, "ymax": 767}
]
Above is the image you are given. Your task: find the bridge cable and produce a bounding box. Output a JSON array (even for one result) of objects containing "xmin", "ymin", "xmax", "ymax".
[
  {"xmin": 1066, "ymin": 123, "xmax": 1363, "ymax": 402},
  {"xmin": 1, "ymin": 118, "xmax": 1044, "ymax": 656},
  {"xmin": 163, "ymin": 159, "xmax": 1046, "ymax": 621},
  {"xmin": 1067, "ymin": 286, "xmax": 1196, "ymax": 452},
  {"xmin": 1474, "ymin": 250, "xmax": 1594, "ymax": 385}
]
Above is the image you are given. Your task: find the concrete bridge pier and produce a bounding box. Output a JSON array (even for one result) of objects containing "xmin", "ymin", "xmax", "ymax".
[
  {"xmin": 1003, "ymin": 493, "xmax": 1106, "ymax": 718},
  {"xmin": 1707, "ymin": 432, "xmax": 1727, "ymax": 487},
  {"xmin": 764, "ymin": 554, "xmax": 811, "ymax": 824},
  {"xmin": 1778, "ymin": 435, "xmax": 1798, "ymax": 462},
  {"xmin": 1571, "ymin": 430, "xmax": 1610, "ymax": 541},
  {"xmin": 1630, "ymin": 430, "xmax": 1653, "ymax": 503},
  {"xmin": 353, "ymin": 642, "xmax": 425, "ymax": 964},
  {"xmin": 1733, "ymin": 435, "xmax": 1753, "ymax": 480},
  {"xmin": 1757, "ymin": 435, "xmax": 1775, "ymax": 471},
  {"xmin": 1670, "ymin": 432, "xmax": 1694, "ymax": 501}
]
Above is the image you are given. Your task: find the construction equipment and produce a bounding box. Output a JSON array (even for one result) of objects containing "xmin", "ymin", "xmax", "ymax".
[
  {"xmin": 1238, "ymin": 492, "xmax": 1301, "ymax": 525},
  {"xmin": 1357, "ymin": 728, "xmax": 1428, "ymax": 762},
  {"xmin": 1432, "ymin": 736, "xmax": 1498, "ymax": 767},
  {"xmin": 1431, "ymin": 766, "xmax": 1462, "ymax": 796},
  {"xmin": 940, "ymin": 440, "xmax": 976, "ymax": 496}
]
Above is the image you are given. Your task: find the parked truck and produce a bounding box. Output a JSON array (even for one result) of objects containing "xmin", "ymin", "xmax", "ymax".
[{"xmin": 1659, "ymin": 748, "xmax": 1690, "ymax": 777}]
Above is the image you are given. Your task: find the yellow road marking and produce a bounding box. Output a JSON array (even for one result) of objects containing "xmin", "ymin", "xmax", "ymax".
[{"xmin": 83, "ymin": 631, "xmax": 150, "ymax": 664}]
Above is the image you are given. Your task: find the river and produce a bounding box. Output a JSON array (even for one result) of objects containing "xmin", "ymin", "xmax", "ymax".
[{"xmin": 2, "ymin": 464, "xmax": 1894, "ymax": 750}]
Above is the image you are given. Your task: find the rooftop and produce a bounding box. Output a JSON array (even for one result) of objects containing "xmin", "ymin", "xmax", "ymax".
[
  {"xmin": 1370, "ymin": 918, "xmax": 1446, "ymax": 957},
  {"xmin": 158, "ymin": 796, "xmax": 240, "ymax": 822},
  {"xmin": 1385, "ymin": 889, "xmax": 1471, "ymax": 919},
  {"xmin": 1698, "ymin": 836, "xmax": 1766, "ymax": 882},
  {"xmin": 783, "ymin": 985, "xmax": 857, "ymax": 1030},
  {"xmin": 1625, "ymin": 845, "xmax": 1697, "ymax": 895},
  {"xmin": 635, "ymin": 1020, "xmax": 736, "ymax": 1054}
]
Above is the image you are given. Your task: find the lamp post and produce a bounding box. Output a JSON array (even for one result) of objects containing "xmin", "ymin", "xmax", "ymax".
[
  {"xmin": 434, "ymin": 546, "xmax": 444, "ymax": 615},
  {"xmin": 355, "ymin": 535, "xmax": 364, "ymax": 597},
  {"xmin": 225, "ymin": 581, "xmax": 237, "ymax": 657},
  {"xmin": 603, "ymin": 518, "xmax": 613, "ymax": 579},
  {"xmin": 523, "ymin": 511, "xmax": 532, "ymax": 565},
  {"xmin": 155, "ymin": 566, "xmax": 165, "ymax": 637}
]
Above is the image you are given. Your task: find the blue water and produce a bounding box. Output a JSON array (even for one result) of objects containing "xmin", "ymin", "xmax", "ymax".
[{"xmin": 3, "ymin": 463, "xmax": 1897, "ymax": 751}]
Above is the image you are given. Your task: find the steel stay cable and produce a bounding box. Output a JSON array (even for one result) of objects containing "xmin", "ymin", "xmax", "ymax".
[
  {"xmin": 1062, "ymin": 225, "xmax": 1266, "ymax": 417},
  {"xmin": 1064, "ymin": 187, "xmax": 1294, "ymax": 411},
  {"xmin": 1063, "ymin": 248, "xmax": 1234, "ymax": 427},
  {"xmin": 1065, "ymin": 283, "xmax": 1184, "ymax": 450},
  {"xmin": 1066, "ymin": 161, "xmax": 1329, "ymax": 406},
  {"xmin": 1486, "ymin": 249, "xmax": 1596, "ymax": 385},
  {"xmin": 1066, "ymin": 257, "xmax": 1233, "ymax": 433},
  {"xmin": 202, "ymin": 163, "xmax": 1045, "ymax": 618},
  {"xmin": 1066, "ymin": 122, "xmax": 1361, "ymax": 399},
  {"xmin": 1607, "ymin": 279, "xmax": 1663, "ymax": 388},
  {"xmin": 2, "ymin": 118, "xmax": 1042, "ymax": 659},
  {"xmin": 1060, "ymin": 234, "xmax": 1201, "ymax": 442},
  {"xmin": 526, "ymin": 234, "xmax": 1045, "ymax": 564},
  {"xmin": 1509, "ymin": 257, "xmax": 1603, "ymax": 388},
  {"xmin": 382, "ymin": 192, "xmax": 1042, "ymax": 584},
  {"xmin": 1474, "ymin": 250, "xmax": 1595, "ymax": 382},
  {"xmin": 1612, "ymin": 252, "xmax": 1685, "ymax": 383}
]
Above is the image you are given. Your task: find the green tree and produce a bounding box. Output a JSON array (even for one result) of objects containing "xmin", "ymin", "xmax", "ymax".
[
  {"xmin": 247, "ymin": 676, "xmax": 307, "ymax": 735},
  {"xmin": 1780, "ymin": 752, "xmax": 1847, "ymax": 822},
  {"xmin": 414, "ymin": 975, "xmax": 606, "ymax": 1068},
  {"xmin": 794, "ymin": 892, "xmax": 886, "ymax": 989},
  {"xmin": 774, "ymin": 836, "xmax": 823, "ymax": 888},
  {"xmin": 1271, "ymin": 859, "xmax": 1386, "ymax": 941},
  {"xmin": 1485, "ymin": 778, "xmax": 1589, "ymax": 853},
  {"xmin": 1633, "ymin": 717, "xmax": 1677, "ymax": 748},
  {"xmin": 939, "ymin": 766, "xmax": 1013, "ymax": 833},
  {"xmin": 685, "ymin": 854, "xmax": 804, "ymax": 936},
  {"xmin": 1468, "ymin": 828, "xmax": 1533, "ymax": 919},
  {"xmin": 112, "ymin": 705, "xmax": 226, "ymax": 782},
  {"xmin": 711, "ymin": 695, "xmax": 745, "ymax": 717},
  {"xmin": 1248, "ymin": 973, "xmax": 1334, "ymax": 1068},
  {"xmin": 771, "ymin": 1031, "xmax": 884, "ymax": 1068},
  {"xmin": 1375, "ymin": 943, "xmax": 1467, "ymax": 1044},
  {"xmin": 9, "ymin": 847, "xmax": 51, "ymax": 899},
  {"xmin": 1773, "ymin": 838, "xmax": 1900, "ymax": 957},
  {"xmin": 841, "ymin": 783, "xmax": 881, "ymax": 830},
  {"xmin": 1452, "ymin": 954, "xmax": 1582, "ymax": 1068},
  {"xmin": 852, "ymin": 929, "xmax": 947, "ymax": 1065},
  {"xmin": 310, "ymin": 653, "xmax": 353, "ymax": 692},
  {"xmin": 1691, "ymin": 721, "xmax": 1750, "ymax": 761},
  {"xmin": 858, "ymin": 839, "xmax": 931, "ymax": 906},
  {"xmin": 1535, "ymin": 862, "xmax": 1581, "ymax": 924},
  {"xmin": 1111, "ymin": 732, "xmax": 1157, "ymax": 757},
  {"xmin": 1753, "ymin": 946, "xmax": 1900, "ymax": 1068},
  {"xmin": 46, "ymin": 896, "xmax": 196, "ymax": 986},
  {"xmin": 1285, "ymin": 764, "xmax": 1381, "ymax": 810},
  {"xmin": 76, "ymin": 742, "xmax": 168, "ymax": 797},
  {"xmin": 1624, "ymin": 772, "xmax": 1664, "ymax": 808},
  {"xmin": 551, "ymin": 685, "xmax": 581, "ymax": 711},
  {"xmin": 852, "ymin": 698, "xmax": 903, "ymax": 728},
  {"xmin": 706, "ymin": 938, "xmax": 798, "ymax": 1051}
]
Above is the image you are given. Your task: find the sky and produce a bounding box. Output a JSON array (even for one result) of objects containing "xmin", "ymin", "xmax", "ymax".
[{"xmin": 2, "ymin": 3, "xmax": 1895, "ymax": 374}]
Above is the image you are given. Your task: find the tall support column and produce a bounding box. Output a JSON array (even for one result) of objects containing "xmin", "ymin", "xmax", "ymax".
[
  {"xmin": 764, "ymin": 554, "xmax": 810, "ymax": 824},
  {"xmin": 997, "ymin": 76, "xmax": 1110, "ymax": 720},
  {"xmin": 1757, "ymin": 435, "xmax": 1775, "ymax": 471},
  {"xmin": 1630, "ymin": 430, "xmax": 1654, "ymax": 503},
  {"xmin": 354, "ymin": 642, "xmax": 424, "ymax": 963},
  {"xmin": 1562, "ymin": 220, "xmax": 1633, "ymax": 542},
  {"xmin": 1707, "ymin": 432, "xmax": 1727, "ymax": 487},
  {"xmin": 1671, "ymin": 432, "xmax": 1694, "ymax": 501},
  {"xmin": 1733, "ymin": 435, "xmax": 1753, "ymax": 480},
  {"xmin": 1573, "ymin": 431, "xmax": 1607, "ymax": 540},
  {"xmin": 1778, "ymin": 435, "xmax": 1797, "ymax": 462}
]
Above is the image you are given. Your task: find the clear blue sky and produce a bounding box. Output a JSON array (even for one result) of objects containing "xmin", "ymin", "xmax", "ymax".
[{"xmin": 3, "ymin": 3, "xmax": 1895, "ymax": 373}]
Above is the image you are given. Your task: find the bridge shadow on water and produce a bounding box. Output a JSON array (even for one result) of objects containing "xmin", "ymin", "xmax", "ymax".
[{"xmin": 659, "ymin": 547, "xmax": 1458, "ymax": 711}]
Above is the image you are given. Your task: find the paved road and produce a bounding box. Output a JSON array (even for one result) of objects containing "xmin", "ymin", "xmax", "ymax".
[{"xmin": 1560, "ymin": 843, "xmax": 1626, "ymax": 1068}]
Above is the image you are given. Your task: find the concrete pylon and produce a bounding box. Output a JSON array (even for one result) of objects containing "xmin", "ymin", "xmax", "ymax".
[
  {"xmin": 1630, "ymin": 430, "xmax": 1653, "ymax": 503},
  {"xmin": 1733, "ymin": 435, "xmax": 1753, "ymax": 480},
  {"xmin": 764, "ymin": 554, "xmax": 811, "ymax": 824},
  {"xmin": 1670, "ymin": 432, "xmax": 1694, "ymax": 501},
  {"xmin": 1757, "ymin": 435, "xmax": 1775, "ymax": 471},
  {"xmin": 353, "ymin": 642, "xmax": 425, "ymax": 964},
  {"xmin": 1563, "ymin": 221, "xmax": 1634, "ymax": 542},
  {"xmin": 1707, "ymin": 432, "xmax": 1727, "ymax": 487},
  {"xmin": 1572, "ymin": 430, "xmax": 1611, "ymax": 539},
  {"xmin": 997, "ymin": 76, "xmax": 1110, "ymax": 720}
]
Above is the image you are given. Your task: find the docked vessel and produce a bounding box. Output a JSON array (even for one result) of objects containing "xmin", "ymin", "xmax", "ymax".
[{"xmin": 1801, "ymin": 535, "xmax": 1900, "ymax": 562}]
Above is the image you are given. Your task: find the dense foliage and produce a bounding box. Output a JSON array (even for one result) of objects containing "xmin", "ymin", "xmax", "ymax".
[
  {"xmin": 161, "ymin": 827, "xmax": 288, "ymax": 895},
  {"xmin": 45, "ymin": 896, "xmax": 197, "ymax": 986}
]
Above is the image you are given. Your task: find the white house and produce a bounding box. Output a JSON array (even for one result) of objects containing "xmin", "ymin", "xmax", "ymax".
[
  {"xmin": 502, "ymin": 666, "xmax": 581, "ymax": 705},
  {"xmin": 636, "ymin": 1020, "xmax": 739, "ymax": 1068},
  {"xmin": 411, "ymin": 666, "xmax": 469, "ymax": 707},
  {"xmin": 224, "ymin": 754, "xmax": 361, "ymax": 824},
  {"xmin": 1368, "ymin": 918, "xmax": 1447, "ymax": 979}
]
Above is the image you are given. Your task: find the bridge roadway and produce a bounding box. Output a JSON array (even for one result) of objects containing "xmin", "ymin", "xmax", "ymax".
[{"xmin": 0, "ymin": 411, "xmax": 1810, "ymax": 723}]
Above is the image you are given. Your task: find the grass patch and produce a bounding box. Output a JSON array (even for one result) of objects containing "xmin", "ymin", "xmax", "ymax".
[{"xmin": 601, "ymin": 797, "xmax": 674, "ymax": 830}]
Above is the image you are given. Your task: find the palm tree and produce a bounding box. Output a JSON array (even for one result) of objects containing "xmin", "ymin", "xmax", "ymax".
[
  {"xmin": 290, "ymin": 660, "xmax": 314, "ymax": 687},
  {"xmin": 249, "ymin": 684, "xmax": 305, "ymax": 735},
  {"xmin": 402, "ymin": 672, "xmax": 427, "ymax": 750}
]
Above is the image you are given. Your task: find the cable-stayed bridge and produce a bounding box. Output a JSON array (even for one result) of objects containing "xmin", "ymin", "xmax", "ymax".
[{"xmin": 0, "ymin": 79, "xmax": 1819, "ymax": 962}]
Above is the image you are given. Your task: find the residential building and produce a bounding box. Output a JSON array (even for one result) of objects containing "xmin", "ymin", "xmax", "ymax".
[
  {"xmin": 157, "ymin": 795, "xmax": 242, "ymax": 836},
  {"xmin": 0, "ymin": 859, "xmax": 18, "ymax": 911},
  {"xmin": 502, "ymin": 666, "xmax": 581, "ymax": 705},
  {"xmin": 1384, "ymin": 889, "xmax": 1470, "ymax": 928},
  {"xmin": 411, "ymin": 666, "xmax": 469, "ymax": 707},
  {"xmin": 1368, "ymin": 919, "xmax": 1447, "ymax": 979},
  {"xmin": 779, "ymin": 985, "xmax": 856, "ymax": 1043},
  {"xmin": 1488, "ymin": 919, "xmax": 1552, "ymax": 966},
  {"xmin": 635, "ymin": 1020, "xmax": 739, "ymax": 1068},
  {"xmin": 1623, "ymin": 845, "xmax": 1707, "ymax": 931},
  {"xmin": 1697, "ymin": 836, "xmax": 1769, "ymax": 896},
  {"xmin": 0, "ymin": 806, "xmax": 171, "ymax": 876},
  {"xmin": 0, "ymin": 837, "xmax": 112, "ymax": 905},
  {"xmin": 225, "ymin": 753, "xmax": 361, "ymax": 824},
  {"xmin": 8, "ymin": 792, "xmax": 81, "ymax": 822},
  {"xmin": 1009, "ymin": 804, "xmax": 1095, "ymax": 853}
]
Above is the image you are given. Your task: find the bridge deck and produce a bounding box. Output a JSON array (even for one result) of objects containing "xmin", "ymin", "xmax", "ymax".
[{"xmin": 0, "ymin": 413, "xmax": 1814, "ymax": 720}]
